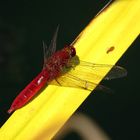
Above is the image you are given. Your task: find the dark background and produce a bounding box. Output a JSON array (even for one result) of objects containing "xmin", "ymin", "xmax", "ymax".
[{"xmin": 0, "ymin": 0, "xmax": 139, "ymax": 140}]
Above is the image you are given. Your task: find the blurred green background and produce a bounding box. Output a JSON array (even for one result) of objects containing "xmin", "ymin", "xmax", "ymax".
[{"xmin": 0, "ymin": 0, "xmax": 139, "ymax": 139}]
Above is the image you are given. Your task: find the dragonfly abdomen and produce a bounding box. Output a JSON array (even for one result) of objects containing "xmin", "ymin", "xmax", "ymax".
[{"xmin": 8, "ymin": 70, "xmax": 49, "ymax": 114}]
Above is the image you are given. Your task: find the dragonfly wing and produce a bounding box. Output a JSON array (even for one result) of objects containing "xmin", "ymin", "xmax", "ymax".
[
  {"xmin": 104, "ymin": 65, "xmax": 127, "ymax": 80},
  {"xmin": 43, "ymin": 25, "xmax": 59, "ymax": 68},
  {"xmin": 48, "ymin": 25, "xmax": 59, "ymax": 56},
  {"xmin": 49, "ymin": 73, "xmax": 112, "ymax": 93},
  {"xmin": 49, "ymin": 56, "xmax": 126, "ymax": 93},
  {"xmin": 67, "ymin": 57, "xmax": 127, "ymax": 81},
  {"xmin": 43, "ymin": 41, "xmax": 48, "ymax": 67}
]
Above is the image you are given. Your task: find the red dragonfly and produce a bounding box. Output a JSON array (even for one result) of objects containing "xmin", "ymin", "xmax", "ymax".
[{"xmin": 8, "ymin": 26, "xmax": 127, "ymax": 114}]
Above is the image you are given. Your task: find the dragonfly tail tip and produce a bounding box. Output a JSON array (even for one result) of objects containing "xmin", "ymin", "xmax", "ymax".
[{"xmin": 7, "ymin": 107, "xmax": 14, "ymax": 114}]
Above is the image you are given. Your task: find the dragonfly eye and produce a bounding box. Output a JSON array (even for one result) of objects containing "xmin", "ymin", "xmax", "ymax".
[
  {"xmin": 70, "ymin": 46, "xmax": 76, "ymax": 57},
  {"xmin": 64, "ymin": 45, "xmax": 76, "ymax": 57}
]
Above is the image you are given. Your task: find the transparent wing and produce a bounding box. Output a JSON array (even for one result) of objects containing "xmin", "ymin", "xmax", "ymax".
[
  {"xmin": 77, "ymin": 60, "xmax": 127, "ymax": 80},
  {"xmin": 43, "ymin": 25, "xmax": 59, "ymax": 68},
  {"xmin": 49, "ymin": 56, "xmax": 127, "ymax": 92},
  {"xmin": 43, "ymin": 41, "xmax": 48, "ymax": 66},
  {"xmin": 48, "ymin": 25, "xmax": 59, "ymax": 56},
  {"xmin": 66, "ymin": 56, "xmax": 127, "ymax": 82},
  {"xmin": 49, "ymin": 73, "xmax": 113, "ymax": 93}
]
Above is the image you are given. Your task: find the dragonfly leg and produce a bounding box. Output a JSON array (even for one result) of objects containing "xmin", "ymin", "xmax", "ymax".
[{"xmin": 55, "ymin": 78, "xmax": 62, "ymax": 86}]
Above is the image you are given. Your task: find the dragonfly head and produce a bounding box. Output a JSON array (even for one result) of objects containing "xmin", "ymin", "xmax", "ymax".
[{"xmin": 64, "ymin": 45, "xmax": 76, "ymax": 57}]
